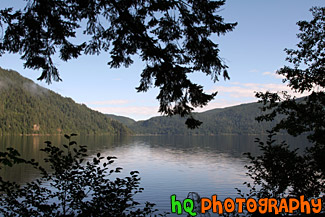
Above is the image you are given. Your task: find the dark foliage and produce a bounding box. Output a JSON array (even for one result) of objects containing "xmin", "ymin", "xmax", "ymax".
[
  {"xmin": 254, "ymin": 6, "xmax": 325, "ymax": 194},
  {"xmin": 0, "ymin": 134, "xmax": 161, "ymax": 216},
  {"xmin": 236, "ymin": 132, "xmax": 325, "ymax": 217},
  {"xmin": 254, "ymin": 6, "xmax": 325, "ymax": 197},
  {"xmin": 241, "ymin": 132, "xmax": 321, "ymax": 200},
  {"xmin": 240, "ymin": 7, "xmax": 325, "ymax": 216},
  {"xmin": 255, "ymin": 7, "xmax": 325, "ymax": 145},
  {"xmin": 0, "ymin": 0, "xmax": 237, "ymax": 128}
]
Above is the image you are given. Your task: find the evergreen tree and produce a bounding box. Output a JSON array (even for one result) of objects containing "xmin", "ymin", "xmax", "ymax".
[
  {"xmin": 243, "ymin": 7, "xmax": 325, "ymax": 216},
  {"xmin": 0, "ymin": 0, "xmax": 236, "ymax": 128}
]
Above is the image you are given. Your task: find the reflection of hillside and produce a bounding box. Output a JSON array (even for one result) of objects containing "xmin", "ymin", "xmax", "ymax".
[
  {"xmin": 130, "ymin": 135, "xmax": 259, "ymax": 158},
  {"xmin": 0, "ymin": 135, "xmax": 61, "ymax": 183},
  {"xmin": 0, "ymin": 134, "xmax": 131, "ymax": 183},
  {"xmin": 78, "ymin": 134, "xmax": 132, "ymax": 153},
  {"xmin": 0, "ymin": 134, "xmax": 311, "ymax": 185},
  {"xmin": 128, "ymin": 135, "xmax": 311, "ymax": 158}
]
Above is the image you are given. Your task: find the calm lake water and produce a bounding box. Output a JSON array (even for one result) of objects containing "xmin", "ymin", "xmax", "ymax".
[{"xmin": 0, "ymin": 134, "xmax": 311, "ymax": 216}]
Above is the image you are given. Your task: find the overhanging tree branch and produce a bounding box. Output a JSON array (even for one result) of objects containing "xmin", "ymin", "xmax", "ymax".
[{"xmin": 0, "ymin": 0, "xmax": 237, "ymax": 128}]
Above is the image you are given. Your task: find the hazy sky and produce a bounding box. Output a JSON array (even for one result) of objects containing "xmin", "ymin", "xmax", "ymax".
[{"xmin": 0, "ymin": 0, "xmax": 323, "ymax": 120}]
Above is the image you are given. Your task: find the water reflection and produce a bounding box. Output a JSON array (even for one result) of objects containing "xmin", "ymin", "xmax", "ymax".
[{"xmin": 0, "ymin": 134, "xmax": 311, "ymax": 216}]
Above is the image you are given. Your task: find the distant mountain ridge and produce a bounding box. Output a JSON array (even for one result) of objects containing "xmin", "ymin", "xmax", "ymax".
[
  {"xmin": 107, "ymin": 103, "xmax": 281, "ymax": 135},
  {"xmin": 0, "ymin": 67, "xmax": 130, "ymax": 135},
  {"xmin": 1, "ymin": 67, "xmax": 280, "ymax": 136}
]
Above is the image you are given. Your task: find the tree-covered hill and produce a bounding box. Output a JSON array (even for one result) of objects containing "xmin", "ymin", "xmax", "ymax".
[
  {"xmin": 0, "ymin": 66, "xmax": 281, "ymax": 136},
  {"xmin": 105, "ymin": 114, "xmax": 136, "ymax": 127},
  {"xmin": 108, "ymin": 103, "xmax": 281, "ymax": 135},
  {"xmin": 0, "ymin": 67, "xmax": 131, "ymax": 135}
]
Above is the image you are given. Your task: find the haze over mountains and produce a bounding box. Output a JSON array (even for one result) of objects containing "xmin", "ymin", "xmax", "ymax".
[
  {"xmin": 0, "ymin": 67, "xmax": 130, "ymax": 135},
  {"xmin": 1, "ymin": 67, "xmax": 279, "ymax": 135}
]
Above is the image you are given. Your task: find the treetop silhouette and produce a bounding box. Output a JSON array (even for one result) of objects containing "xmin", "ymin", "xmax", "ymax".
[{"xmin": 0, "ymin": 0, "xmax": 237, "ymax": 128}]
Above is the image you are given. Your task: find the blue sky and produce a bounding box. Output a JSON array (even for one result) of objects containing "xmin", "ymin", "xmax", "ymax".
[{"xmin": 0, "ymin": 0, "xmax": 323, "ymax": 120}]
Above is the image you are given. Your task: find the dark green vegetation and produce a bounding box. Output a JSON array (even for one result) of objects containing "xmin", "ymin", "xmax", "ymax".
[
  {"xmin": 108, "ymin": 102, "xmax": 281, "ymax": 135},
  {"xmin": 105, "ymin": 114, "xmax": 136, "ymax": 127},
  {"xmin": 0, "ymin": 67, "xmax": 130, "ymax": 135},
  {"xmin": 1, "ymin": 66, "xmax": 283, "ymax": 136},
  {"xmin": 0, "ymin": 134, "xmax": 161, "ymax": 216},
  {"xmin": 256, "ymin": 6, "xmax": 325, "ymax": 147},
  {"xmin": 241, "ymin": 7, "xmax": 325, "ymax": 216},
  {"xmin": 0, "ymin": 0, "xmax": 236, "ymax": 128}
]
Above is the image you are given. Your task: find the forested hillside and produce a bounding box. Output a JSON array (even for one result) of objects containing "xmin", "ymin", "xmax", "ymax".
[
  {"xmin": 108, "ymin": 103, "xmax": 281, "ymax": 135},
  {"xmin": 0, "ymin": 68, "xmax": 130, "ymax": 135},
  {"xmin": 0, "ymin": 67, "xmax": 281, "ymax": 136},
  {"xmin": 105, "ymin": 114, "xmax": 136, "ymax": 126}
]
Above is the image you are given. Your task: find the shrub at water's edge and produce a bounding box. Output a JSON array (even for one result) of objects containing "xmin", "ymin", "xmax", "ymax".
[
  {"xmin": 0, "ymin": 134, "xmax": 165, "ymax": 216},
  {"xmin": 237, "ymin": 7, "xmax": 325, "ymax": 216}
]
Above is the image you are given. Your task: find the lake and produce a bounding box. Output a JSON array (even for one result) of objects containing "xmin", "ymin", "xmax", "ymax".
[{"xmin": 0, "ymin": 134, "xmax": 311, "ymax": 216}]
